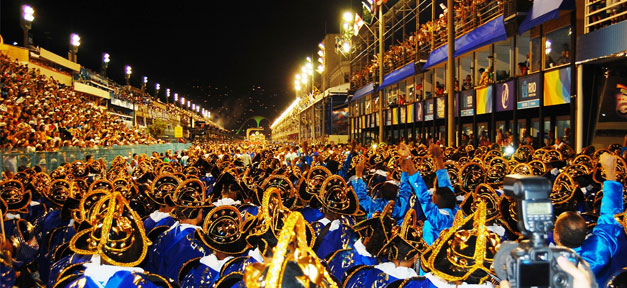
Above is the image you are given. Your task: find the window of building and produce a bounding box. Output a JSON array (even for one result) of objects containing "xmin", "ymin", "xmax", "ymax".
[
  {"xmin": 530, "ymin": 28, "xmax": 542, "ymax": 73},
  {"xmin": 545, "ymin": 26, "xmax": 572, "ymax": 69},
  {"xmin": 424, "ymin": 70, "xmax": 433, "ymax": 99},
  {"xmin": 459, "ymin": 53, "xmax": 473, "ymax": 91},
  {"xmin": 475, "ymin": 47, "xmax": 492, "ymax": 86},
  {"xmin": 494, "ymin": 38, "xmax": 512, "ymax": 82},
  {"xmin": 434, "ymin": 66, "xmax": 445, "ymax": 96},
  {"xmin": 399, "ymin": 80, "xmax": 407, "ymax": 105},
  {"xmin": 516, "ymin": 31, "xmax": 530, "ymax": 76}
]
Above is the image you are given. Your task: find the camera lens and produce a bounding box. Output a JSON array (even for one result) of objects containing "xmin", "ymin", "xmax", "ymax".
[{"xmin": 553, "ymin": 272, "xmax": 568, "ymax": 287}]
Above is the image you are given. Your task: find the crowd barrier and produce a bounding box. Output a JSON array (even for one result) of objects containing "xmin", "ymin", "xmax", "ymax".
[{"xmin": 0, "ymin": 143, "xmax": 192, "ymax": 176}]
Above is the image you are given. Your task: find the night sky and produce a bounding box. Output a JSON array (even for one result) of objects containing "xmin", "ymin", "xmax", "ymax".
[{"xmin": 0, "ymin": 0, "xmax": 355, "ymax": 131}]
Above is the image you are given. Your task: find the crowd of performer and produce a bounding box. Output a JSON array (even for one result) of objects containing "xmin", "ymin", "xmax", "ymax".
[{"xmin": 0, "ymin": 137, "xmax": 626, "ymax": 287}]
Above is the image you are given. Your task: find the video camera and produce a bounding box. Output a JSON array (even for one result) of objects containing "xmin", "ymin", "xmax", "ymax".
[{"xmin": 493, "ymin": 175, "xmax": 595, "ymax": 288}]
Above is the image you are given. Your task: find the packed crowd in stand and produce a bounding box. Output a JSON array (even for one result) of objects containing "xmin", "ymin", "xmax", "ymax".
[
  {"xmin": 350, "ymin": 0, "xmax": 503, "ymax": 89},
  {"xmin": 1, "ymin": 136, "xmax": 627, "ymax": 287},
  {"xmin": 0, "ymin": 55, "xmax": 163, "ymax": 151}
]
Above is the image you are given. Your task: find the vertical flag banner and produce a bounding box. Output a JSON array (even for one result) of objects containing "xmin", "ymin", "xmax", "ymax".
[
  {"xmin": 392, "ymin": 108, "xmax": 399, "ymax": 125},
  {"xmin": 436, "ymin": 97, "xmax": 446, "ymax": 119},
  {"xmin": 386, "ymin": 110, "xmax": 392, "ymax": 125},
  {"xmin": 400, "ymin": 106, "xmax": 406, "ymax": 124},
  {"xmin": 543, "ymin": 67, "xmax": 571, "ymax": 106},
  {"xmin": 425, "ymin": 99, "xmax": 434, "ymax": 121},
  {"xmin": 354, "ymin": 13, "xmax": 364, "ymax": 36},
  {"xmin": 496, "ymin": 80, "xmax": 515, "ymax": 111},
  {"xmin": 517, "ymin": 73, "xmax": 541, "ymax": 109},
  {"xmin": 407, "ymin": 103, "xmax": 414, "ymax": 123},
  {"xmin": 415, "ymin": 102, "xmax": 423, "ymax": 121},
  {"xmin": 476, "ymin": 85, "xmax": 493, "ymax": 114},
  {"xmin": 461, "ymin": 90, "xmax": 475, "ymax": 116}
]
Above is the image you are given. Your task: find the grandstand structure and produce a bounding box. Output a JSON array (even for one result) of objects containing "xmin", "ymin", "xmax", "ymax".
[
  {"xmin": 0, "ymin": 38, "xmax": 227, "ymax": 142},
  {"xmin": 272, "ymin": 0, "xmax": 627, "ymax": 150}
]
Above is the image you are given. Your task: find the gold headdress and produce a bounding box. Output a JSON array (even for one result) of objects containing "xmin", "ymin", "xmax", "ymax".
[
  {"xmin": 422, "ymin": 202, "xmax": 500, "ymax": 284},
  {"xmin": 69, "ymin": 192, "xmax": 151, "ymax": 267},
  {"xmin": 377, "ymin": 209, "xmax": 427, "ymax": 261},
  {"xmin": 244, "ymin": 211, "xmax": 338, "ymax": 288},
  {"xmin": 0, "ymin": 180, "xmax": 31, "ymax": 213}
]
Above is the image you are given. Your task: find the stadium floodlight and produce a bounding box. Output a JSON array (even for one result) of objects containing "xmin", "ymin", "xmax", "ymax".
[
  {"xmin": 21, "ymin": 5, "xmax": 34, "ymax": 47},
  {"xmin": 70, "ymin": 33, "xmax": 81, "ymax": 47},
  {"xmin": 101, "ymin": 53, "xmax": 110, "ymax": 76},
  {"xmin": 124, "ymin": 65, "xmax": 132, "ymax": 85},
  {"xmin": 22, "ymin": 5, "xmax": 34, "ymax": 22}
]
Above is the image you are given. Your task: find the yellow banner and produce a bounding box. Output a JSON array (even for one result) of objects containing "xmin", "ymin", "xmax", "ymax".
[{"xmin": 174, "ymin": 126, "xmax": 183, "ymax": 138}]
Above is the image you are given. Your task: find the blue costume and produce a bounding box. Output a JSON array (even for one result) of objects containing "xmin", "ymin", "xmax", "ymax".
[
  {"xmin": 314, "ymin": 219, "xmax": 358, "ymax": 260},
  {"xmin": 142, "ymin": 210, "xmax": 175, "ymax": 234},
  {"xmin": 571, "ymin": 180, "xmax": 624, "ymax": 285},
  {"xmin": 180, "ymin": 254, "xmax": 234, "ymax": 288},
  {"xmin": 144, "ymin": 222, "xmax": 212, "ymax": 282},
  {"xmin": 607, "ymin": 230, "xmax": 627, "ymax": 285},
  {"xmin": 48, "ymin": 253, "xmax": 92, "ymax": 287},
  {"xmin": 296, "ymin": 207, "xmax": 324, "ymax": 223},
  {"xmin": 351, "ymin": 175, "xmax": 412, "ymax": 222},
  {"xmin": 406, "ymin": 169, "xmax": 459, "ymax": 245},
  {"xmin": 326, "ymin": 238, "xmax": 377, "ymax": 282},
  {"xmin": 54, "ymin": 264, "xmax": 171, "ymax": 288},
  {"xmin": 0, "ymin": 254, "xmax": 15, "ymax": 288}
]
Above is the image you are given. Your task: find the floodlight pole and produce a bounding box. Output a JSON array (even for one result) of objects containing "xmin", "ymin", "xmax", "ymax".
[
  {"xmin": 446, "ymin": 0, "xmax": 455, "ymax": 146},
  {"xmin": 378, "ymin": 6, "xmax": 384, "ymax": 144}
]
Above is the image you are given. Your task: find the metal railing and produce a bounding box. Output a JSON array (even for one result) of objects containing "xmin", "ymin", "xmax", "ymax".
[
  {"xmin": 585, "ymin": 0, "xmax": 627, "ymax": 33},
  {"xmin": 0, "ymin": 143, "xmax": 192, "ymax": 176}
]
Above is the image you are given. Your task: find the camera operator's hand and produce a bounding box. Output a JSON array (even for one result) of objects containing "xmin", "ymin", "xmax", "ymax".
[
  {"xmin": 600, "ymin": 152, "xmax": 618, "ymax": 181},
  {"xmin": 557, "ymin": 256, "xmax": 594, "ymax": 288}
]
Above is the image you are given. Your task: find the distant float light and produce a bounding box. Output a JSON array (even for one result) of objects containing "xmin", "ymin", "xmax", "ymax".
[
  {"xmin": 125, "ymin": 65, "xmax": 132, "ymax": 76},
  {"xmin": 318, "ymin": 57, "xmax": 324, "ymax": 64},
  {"xmin": 70, "ymin": 33, "xmax": 81, "ymax": 47},
  {"xmin": 22, "ymin": 5, "xmax": 34, "ymax": 22},
  {"xmin": 318, "ymin": 43, "xmax": 325, "ymax": 50},
  {"xmin": 166, "ymin": 88, "xmax": 170, "ymax": 97},
  {"xmin": 306, "ymin": 56, "xmax": 312, "ymax": 63},
  {"xmin": 103, "ymin": 53, "xmax": 110, "ymax": 63},
  {"xmin": 155, "ymin": 83, "xmax": 160, "ymax": 90},
  {"xmin": 295, "ymin": 74, "xmax": 301, "ymax": 80},
  {"xmin": 342, "ymin": 41, "xmax": 351, "ymax": 53},
  {"xmin": 343, "ymin": 11, "xmax": 353, "ymax": 23},
  {"xmin": 174, "ymin": 93, "xmax": 178, "ymax": 101},
  {"xmin": 143, "ymin": 76, "xmax": 148, "ymax": 84},
  {"xmin": 317, "ymin": 65, "xmax": 324, "ymax": 73},
  {"xmin": 187, "ymin": 101, "xmax": 191, "ymax": 108},
  {"xmin": 343, "ymin": 23, "xmax": 350, "ymax": 31},
  {"xmin": 12, "ymin": 42, "xmax": 17, "ymax": 46},
  {"xmin": 504, "ymin": 145, "xmax": 515, "ymax": 156},
  {"xmin": 181, "ymin": 96, "xmax": 185, "ymax": 105}
]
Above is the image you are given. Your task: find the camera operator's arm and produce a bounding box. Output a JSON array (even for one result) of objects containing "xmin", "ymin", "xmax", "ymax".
[
  {"xmin": 431, "ymin": 145, "xmax": 454, "ymax": 192},
  {"xmin": 576, "ymin": 153, "xmax": 624, "ymax": 279}
]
